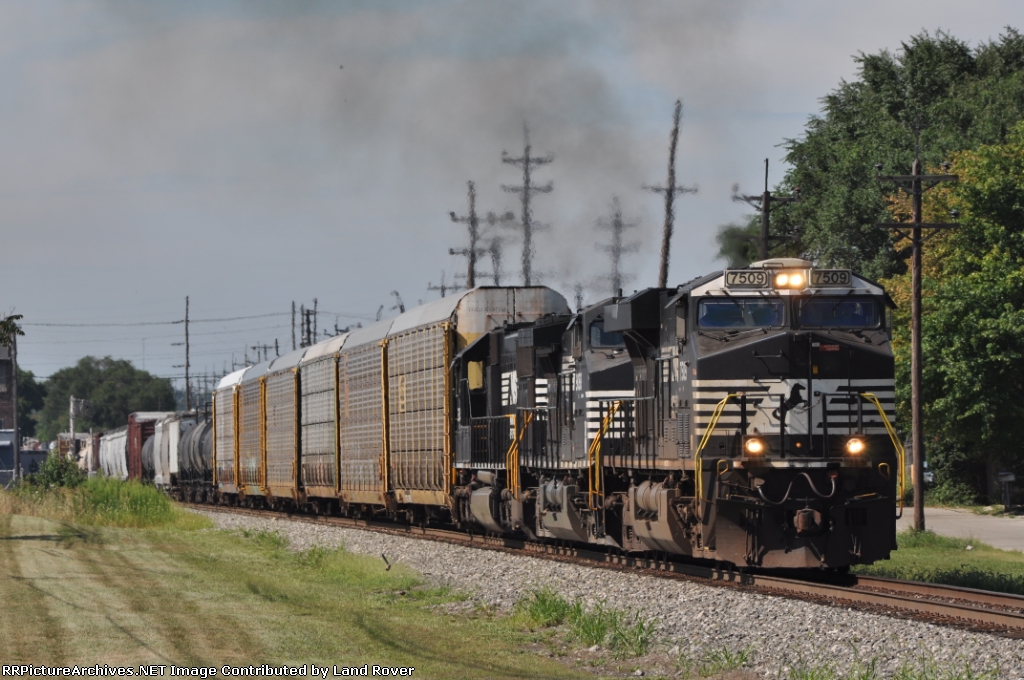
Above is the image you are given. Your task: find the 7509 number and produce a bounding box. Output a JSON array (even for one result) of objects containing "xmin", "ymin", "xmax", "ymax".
[
  {"xmin": 725, "ymin": 270, "xmax": 769, "ymax": 288},
  {"xmin": 810, "ymin": 270, "xmax": 851, "ymax": 286}
]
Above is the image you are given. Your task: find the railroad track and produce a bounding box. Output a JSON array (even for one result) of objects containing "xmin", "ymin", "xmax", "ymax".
[{"xmin": 182, "ymin": 502, "xmax": 1024, "ymax": 639}]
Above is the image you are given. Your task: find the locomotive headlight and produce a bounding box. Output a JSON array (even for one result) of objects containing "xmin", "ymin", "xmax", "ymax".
[
  {"xmin": 846, "ymin": 437, "xmax": 865, "ymax": 455},
  {"xmin": 744, "ymin": 437, "xmax": 765, "ymax": 455},
  {"xmin": 774, "ymin": 271, "xmax": 806, "ymax": 289}
]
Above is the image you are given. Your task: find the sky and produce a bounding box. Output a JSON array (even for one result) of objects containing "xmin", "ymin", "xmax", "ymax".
[{"xmin": 3, "ymin": 0, "xmax": 1019, "ymax": 389}]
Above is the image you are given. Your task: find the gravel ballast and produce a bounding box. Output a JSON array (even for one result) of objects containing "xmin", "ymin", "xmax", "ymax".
[{"xmin": 197, "ymin": 509, "xmax": 1024, "ymax": 678}]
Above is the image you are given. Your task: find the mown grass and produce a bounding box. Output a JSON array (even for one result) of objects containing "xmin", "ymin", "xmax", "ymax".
[
  {"xmin": 513, "ymin": 587, "xmax": 657, "ymax": 659},
  {"xmin": 853, "ymin": 529, "xmax": 1024, "ymax": 595},
  {"xmin": 0, "ymin": 477, "xmax": 208, "ymax": 529},
  {"xmin": 0, "ymin": 513, "xmax": 588, "ymax": 678}
]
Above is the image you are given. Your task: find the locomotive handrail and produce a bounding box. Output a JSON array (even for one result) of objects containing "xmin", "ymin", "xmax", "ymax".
[
  {"xmin": 694, "ymin": 393, "xmax": 739, "ymax": 509},
  {"xmin": 859, "ymin": 392, "xmax": 906, "ymax": 518},
  {"xmin": 587, "ymin": 400, "xmax": 622, "ymax": 511},
  {"xmin": 505, "ymin": 411, "xmax": 534, "ymax": 501}
]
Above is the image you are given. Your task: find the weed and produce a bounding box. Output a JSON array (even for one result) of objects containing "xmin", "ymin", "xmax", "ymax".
[
  {"xmin": 891, "ymin": 658, "xmax": 998, "ymax": 680},
  {"xmin": 607, "ymin": 611, "xmax": 657, "ymax": 659},
  {"xmin": 0, "ymin": 478, "xmax": 208, "ymax": 529},
  {"xmin": 239, "ymin": 528, "xmax": 288, "ymax": 550},
  {"xmin": 675, "ymin": 646, "xmax": 753, "ymax": 677},
  {"xmin": 514, "ymin": 588, "xmax": 575, "ymax": 628},
  {"xmin": 567, "ymin": 600, "xmax": 621, "ymax": 647},
  {"xmin": 295, "ymin": 545, "xmax": 334, "ymax": 568},
  {"xmin": 781, "ymin": 655, "xmax": 999, "ymax": 680}
]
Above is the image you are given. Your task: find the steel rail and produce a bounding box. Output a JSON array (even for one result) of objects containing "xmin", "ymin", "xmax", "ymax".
[{"xmin": 182, "ymin": 503, "xmax": 1024, "ymax": 638}]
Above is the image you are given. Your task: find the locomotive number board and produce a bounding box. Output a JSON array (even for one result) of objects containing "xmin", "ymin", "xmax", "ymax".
[
  {"xmin": 810, "ymin": 270, "xmax": 852, "ymax": 287},
  {"xmin": 725, "ymin": 270, "xmax": 770, "ymax": 288}
]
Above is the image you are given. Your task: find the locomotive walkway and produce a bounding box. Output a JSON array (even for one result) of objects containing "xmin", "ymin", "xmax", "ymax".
[{"xmin": 897, "ymin": 508, "xmax": 1024, "ymax": 553}]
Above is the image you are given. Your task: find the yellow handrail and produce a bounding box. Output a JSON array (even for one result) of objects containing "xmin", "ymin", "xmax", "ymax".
[
  {"xmin": 859, "ymin": 392, "xmax": 906, "ymax": 516},
  {"xmin": 587, "ymin": 400, "xmax": 622, "ymax": 510},
  {"xmin": 694, "ymin": 394, "xmax": 738, "ymax": 505},
  {"xmin": 505, "ymin": 411, "xmax": 534, "ymax": 501}
]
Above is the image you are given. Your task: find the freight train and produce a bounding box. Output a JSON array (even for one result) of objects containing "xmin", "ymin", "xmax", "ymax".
[{"xmin": 99, "ymin": 259, "xmax": 902, "ymax": 570}]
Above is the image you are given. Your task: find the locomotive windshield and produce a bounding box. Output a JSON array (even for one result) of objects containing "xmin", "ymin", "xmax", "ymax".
[
  {"xmin": 796, "ymin": 297, "xmax": 882, "ymax": 328},
  {"xmin": 698, "ymin": 298, "xmax": 784, "ymax": 329},
  {"xmin": 589, "ymin": 320, "xmax": 624, "ymax": 347}
]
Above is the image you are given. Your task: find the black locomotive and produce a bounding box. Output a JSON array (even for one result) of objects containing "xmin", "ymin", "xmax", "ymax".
[{"xmin": 106, "ymin": 259, "xmax": 900, "ymax": 570}]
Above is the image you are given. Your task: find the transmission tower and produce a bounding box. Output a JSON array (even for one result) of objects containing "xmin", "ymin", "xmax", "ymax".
[
  {"xmin": 449, "ymin": 181, "xmax": 515, "ymax": 288},
  {"xmin": 596, "ymin": 197, "xmax": 640, "ymax": 296},
  {"xmin": 502, "ymin": 124, "xmax": 553, "ymax": 286},
  {"xmin": 645, "ymin": 100, "xmax": 697, "ymax": 287}
]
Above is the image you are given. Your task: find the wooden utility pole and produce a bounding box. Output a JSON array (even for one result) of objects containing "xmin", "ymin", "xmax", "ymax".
[
  {"xmin": 11, "ymin": 334, "xmax": 18, "ymax": 480},
  {"xmin": 184, "ymin": 296, "xmax": 191, "ymax": 411},
  {"xmin": 732, "ymin": 159, "xmax": 800, "ymax": 261},
  {"xmin": 646, "ymin": 100, "xmax": 697, "ymax": 287},
  {"xmin": 291, "ymin": 302, "xmax": 297, "ymax": 351},
  {"xmin": 876, "ymin": 155, "xmax": 958, "ymax": 532},
  {"xmin": 502, "ymin": 124, "xmax": 553, "ymax": 286}
]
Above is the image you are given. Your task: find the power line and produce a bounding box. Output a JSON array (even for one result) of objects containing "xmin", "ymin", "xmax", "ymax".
[
  {"xmin": 732, "ymin": 158, "xmax": 800, "ymax": 261},
  {"xmin": 596, "ymin": 196, "xmax": 640, "ymax": 297},
  {"xmin": 502, "ymin": 123, "xmax": 553, "ymax": 286},
  {"xmin": 448, "ymin": 180, "xmax": 514, "ymax": 288}
]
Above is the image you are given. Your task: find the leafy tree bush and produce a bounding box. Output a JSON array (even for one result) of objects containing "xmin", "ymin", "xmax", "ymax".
[
  {"xmin": 17, "ymin": 368, "xmax": 46, "ymax": 438},
  {"xmin": 37, "ymin": 356, "xmax": 175, "ymax": 441},
  {"xmin": 718, "ymin": 28, "xmax": 1024, "ymax": 277},
  {"xmin": 23, "ymin": 454, "xmax": 85, "ymax": 489},
  {"xmin": 881, "ymin": 123, "xmax": 1024, "ymax": 498}
]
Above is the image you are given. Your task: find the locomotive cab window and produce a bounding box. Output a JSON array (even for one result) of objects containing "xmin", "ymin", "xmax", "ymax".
[
  {"xmin": 796, "ymin": 297, "xmax": 882, "ymax": 329},
  {"xmin": 697, "ymin": 298, "xmax": 784, "ymax": 329},
  {"xmin": 589, "ymin": 320, "xmax": 624, "ymax": 348}
]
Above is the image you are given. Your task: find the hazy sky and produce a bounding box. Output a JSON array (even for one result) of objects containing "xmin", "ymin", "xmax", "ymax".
[{"xmin": 4, "ymin": 1, "xmax": 1019, "ymax": 385}]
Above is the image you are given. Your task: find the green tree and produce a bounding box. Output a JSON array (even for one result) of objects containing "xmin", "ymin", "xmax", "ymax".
[
  {"xmin": 0, "ymin": 314, "xmax": 23, "ymax": 347},
  {"xmin": 37, "ymin": 357, "xmax": 175, "ymax": 441},
  {"xmin": 886, "ymin": 122, "xmax": 1024, "ymax": 500},
  {"xmin": 718, "ymin": 28, "xmax": 1024, "ymax": 279},
  {"xmin": 17, "ymin": 368, "xmax": 46, "ymax": 438}
]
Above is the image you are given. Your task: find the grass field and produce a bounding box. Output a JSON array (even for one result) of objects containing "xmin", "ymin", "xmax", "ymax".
[
  {"xmin": 853, "ymin": 529, "xmax": 1024, "ymax": 595},
  {"xmin": 0, "ymin": 478, "xmax": 1016, "ymax": 679},
  {"xmin": 0, "ymin": 511, "xmax": 589, "ymax": 679}
]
